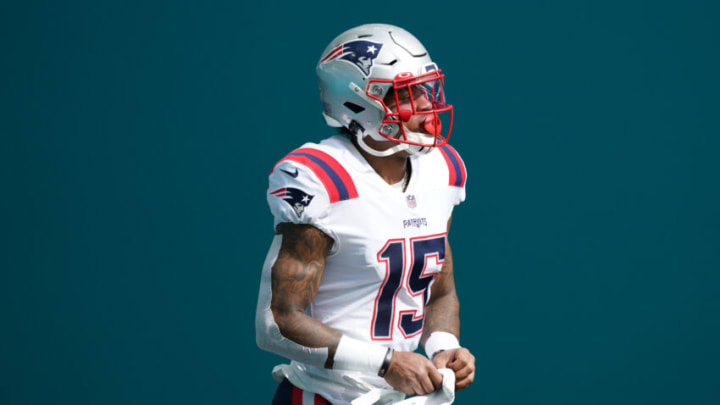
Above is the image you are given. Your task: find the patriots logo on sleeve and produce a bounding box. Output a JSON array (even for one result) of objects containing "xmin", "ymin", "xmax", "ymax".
[
  {"xmin": 270, "ymin": 187, "xmax": 314, "ymax": 218},
  {"xmin": 320, "ymin": 40, "xmax": 383, "ymax": 77}
]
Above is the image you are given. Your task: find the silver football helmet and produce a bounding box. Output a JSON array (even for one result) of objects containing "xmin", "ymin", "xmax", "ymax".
[{"xmin": 317, "ymin": 24, "xmax": 453, "ymax": 157}]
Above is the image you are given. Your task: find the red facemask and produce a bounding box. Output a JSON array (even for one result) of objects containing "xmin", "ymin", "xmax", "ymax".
[{"xmin": 367, "ymin": 69, "xmax": 454, "ymax": 148}]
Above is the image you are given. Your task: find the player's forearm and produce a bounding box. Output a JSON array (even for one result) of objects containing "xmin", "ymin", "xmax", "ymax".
[
  {"xmin": 420, "ymin": 290, "xmax": 461, "ymax": 362},
  {"xmin": 270, "ymin": 263, "xmax": 342, "ymax": 368},
  {"xmin": 270, "ymin": 308, "xmax": 342, "ymax": 368},
  {"xmin": 421, "ymin": 240, "xmax": 460, "ymax": 348},
  {"xmin": 421, "ymin": 291, "xmax": 460, "ymax": 344}
]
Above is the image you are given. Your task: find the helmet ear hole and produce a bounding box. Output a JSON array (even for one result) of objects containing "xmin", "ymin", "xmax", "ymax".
[{"xmin": 343, "ymin": 102, "xmax": 365, "ymax": 114}]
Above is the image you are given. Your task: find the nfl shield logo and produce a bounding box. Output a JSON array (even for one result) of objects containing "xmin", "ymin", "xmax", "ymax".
[{"xmin": 406, "ymin": 194, "xmax": 417, "ymax": 209}]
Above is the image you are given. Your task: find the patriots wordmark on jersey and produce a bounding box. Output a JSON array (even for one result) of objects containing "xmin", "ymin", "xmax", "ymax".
[{"xmin": 256, "ymin": 135, "xmax": 466, "ymax": 404}]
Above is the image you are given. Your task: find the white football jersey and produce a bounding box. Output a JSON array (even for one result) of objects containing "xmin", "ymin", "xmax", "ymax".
[{"xmin": 256, "ymin": 135, "xmax": 466, "ymax": 404}]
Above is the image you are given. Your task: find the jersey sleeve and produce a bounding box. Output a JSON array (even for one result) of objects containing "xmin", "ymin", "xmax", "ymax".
[
  {"xmin": 267, "ymin": 159, "xmax": 337, "ymax": 240},
  {"xmin": 438, "ymin": 144, "xmax": 467, "ymax": 206}
]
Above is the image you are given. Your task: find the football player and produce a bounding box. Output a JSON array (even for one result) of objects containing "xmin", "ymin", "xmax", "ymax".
[{"xmin": 256, "ymin": 24, "xmax": 475, "ymax": 404}]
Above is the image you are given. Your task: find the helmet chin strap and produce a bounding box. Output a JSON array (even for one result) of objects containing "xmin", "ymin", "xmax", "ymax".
[
  {"xmin": 354, "ymin": 127, "xmax": 435, "ymax": 157},
  {"xmin": 356, "ymin": 132, "xmax": 409, "ymax": 157},
  {"xmin": 403, "ymin": 128, "xmax": 435, "ymax": 155}
]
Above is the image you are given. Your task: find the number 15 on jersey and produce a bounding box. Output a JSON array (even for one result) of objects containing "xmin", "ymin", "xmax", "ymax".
[{"xmin": 371, "ymin": 234, "xmax": 446, "ymax": 340}]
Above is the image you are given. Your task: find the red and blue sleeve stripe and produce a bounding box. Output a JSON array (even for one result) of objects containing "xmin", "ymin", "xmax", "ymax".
[
  {"xmin": 277, "ymin": 148, "xmax": 358, "ymax": 203},
  {"xmin": 438, "ymin": 144, "xmax": 466, "ymax": 188}
]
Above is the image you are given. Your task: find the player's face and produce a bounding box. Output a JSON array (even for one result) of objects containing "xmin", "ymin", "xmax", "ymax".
[{"xmin": 384, "ymin": 87, "xmax": 434, "ymax": 136}]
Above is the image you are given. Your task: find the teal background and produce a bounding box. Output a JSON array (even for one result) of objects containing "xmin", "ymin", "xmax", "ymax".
[{"xmin": 2, "ymin": 1, "xmax": 719, "ymax": 404}]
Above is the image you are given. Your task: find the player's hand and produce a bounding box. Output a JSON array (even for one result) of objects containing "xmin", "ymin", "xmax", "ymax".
[
  {"xmin": 384, "ymin": 350, "xmax": 444, "ymax": 396},
  {"xmin": 432, "ymin": 348, "xmax": 475, "ymax": 392}
]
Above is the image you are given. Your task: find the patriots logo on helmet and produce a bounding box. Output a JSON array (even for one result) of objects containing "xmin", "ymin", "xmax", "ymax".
[
  {"xmin": 321, "ymin": 40, "xmax": 384, "ymax": 77},
  {"xmin": 270, "ymin": 187, "xmax": 314, "ymax": 218}
]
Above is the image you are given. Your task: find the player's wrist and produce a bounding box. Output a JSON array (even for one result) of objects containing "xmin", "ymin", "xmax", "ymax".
[
  {"xmin": 424, "ymin": 331, "xmax": 460, "ymax": 360},
  {"xmin": 333, "ymin": 335, "xmax": 390, "ymax": 375}
]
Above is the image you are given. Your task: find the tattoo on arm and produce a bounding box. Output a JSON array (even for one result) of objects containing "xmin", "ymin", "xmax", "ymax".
[
  {"xmin": 421, "ymin": 218, "xmax": 460, "ymax": 346},
  {"xmin": 271, "ymin": 223, "xmax": 342, "ymax": 368}
]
